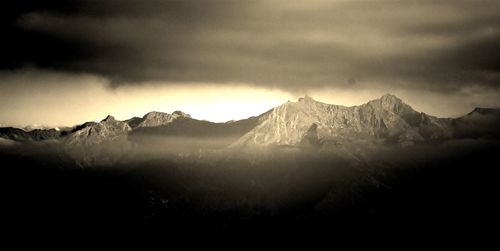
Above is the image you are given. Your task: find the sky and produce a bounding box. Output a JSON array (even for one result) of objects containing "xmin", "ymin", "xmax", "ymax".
[{"xmin": 1, "ymin": 0, "xmax": 500, "ymax": 127}]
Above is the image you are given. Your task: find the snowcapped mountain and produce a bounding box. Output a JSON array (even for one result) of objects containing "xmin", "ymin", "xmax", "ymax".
[{"xmin": 232, "ymin": 94, "xmax": 453, "ymax": 147}]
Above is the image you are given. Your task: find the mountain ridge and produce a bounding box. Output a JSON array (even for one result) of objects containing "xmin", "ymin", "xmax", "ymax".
[
  {"xmin": 1, "ymin": 94, "xmax": 499, "ymax": 149},
  {"xmin": 232, "ymin": 94, "xmax": 453, "ymax": 147}
]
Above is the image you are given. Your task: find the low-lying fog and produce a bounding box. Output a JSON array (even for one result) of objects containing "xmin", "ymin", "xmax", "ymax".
[{"xmin": 2, "ymin": 134, "xmax": 498, "ymax": 235}]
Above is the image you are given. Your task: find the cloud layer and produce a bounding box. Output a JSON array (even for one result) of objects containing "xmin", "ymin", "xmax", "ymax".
[{"xmin": 2, "ymin": 0, "xmax": 499, "ymax": 93}]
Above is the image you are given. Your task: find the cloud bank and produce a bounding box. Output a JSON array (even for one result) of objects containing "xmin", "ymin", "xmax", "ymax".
[{"xmin": 1, "ymin": 0, "xmax": 499, "ymax": 93}]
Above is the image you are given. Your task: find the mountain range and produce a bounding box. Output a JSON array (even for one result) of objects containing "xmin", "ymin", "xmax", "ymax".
[{"xmin": 1, "ymin": 94, "xmax": 499, "ymax": 150}]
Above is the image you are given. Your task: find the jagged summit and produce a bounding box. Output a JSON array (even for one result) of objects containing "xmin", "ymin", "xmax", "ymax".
[
  {"xmin": 379, "ymin": 93, "xmax": 403, "ymax": 104},
  {"xmin": 296, "ymin": 93, "xmax": 404, "ymax": 109},
  {"xmin": 142, "ymin": 110, "xmax": 191, "ymax": 119},
  {"xmin": 101, "ymin": 115, "xmax": 116, "ymax": 122},
  {"xmin": 64, "ymin": 114, "xmax": 132, "ymax": 165},
  {"xmin": 365, "ymin": 93, "xmax": 415, "ymax": 116},
  {"xmin": 143, "ymin": 111, "xmax": 168, "ymax": 118},
  {"xmin": 380, "ymin": 93, "xmax": 401, "ymax": 101},
  {"xmin": 67, "ymin": 116, "xmax": 131, "ymax": 144},
  {"xmin": 131, "ymin": 110, "xmax": 191, "ymax": 128}
]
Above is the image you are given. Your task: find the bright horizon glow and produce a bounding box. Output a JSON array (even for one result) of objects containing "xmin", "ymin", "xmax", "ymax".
[
  {"xmin": 110, "ymin": 83, "xmax": 295, "ymax": 124},
  {"xmin": 0, "ymin": 71, "xmax": 295, "ymax": 127},
  {"xmin": 1, "ymin": 70, "xmax": 500, "ymax": 128}
]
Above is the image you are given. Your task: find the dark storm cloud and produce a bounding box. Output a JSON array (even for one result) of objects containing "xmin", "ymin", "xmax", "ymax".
[{"xmin": 2, "ymin": 0, "xmax": 500, "ymax": 92}]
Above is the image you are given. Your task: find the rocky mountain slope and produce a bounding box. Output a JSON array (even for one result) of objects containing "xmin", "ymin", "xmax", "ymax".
[
  {"xmin": 126, "ymin": 111, "xmax": 191, "ymax": 128},
  {"xmin": 232, "ymin": 94, "xmax": 453, "ymax": 147},
  {"xmin": 63, "ymin": 115, "xmax": 132, "ymax": 165},
  {"xmin": 65, "ymin": 115, "xmax": 131, "ymax": 147}
]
